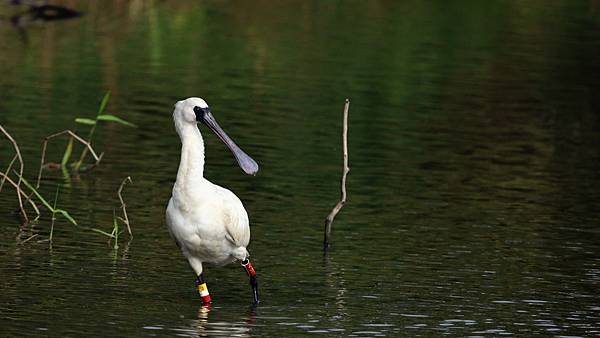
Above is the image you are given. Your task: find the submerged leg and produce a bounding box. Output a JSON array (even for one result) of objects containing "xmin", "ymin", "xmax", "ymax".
[
  {"xmin": 196, "ymin": 273, "xmax": 212, "ymax": 304},
  {"xmin": 241, "ymin": 259, "xmax": 259, "ymax": 304}
]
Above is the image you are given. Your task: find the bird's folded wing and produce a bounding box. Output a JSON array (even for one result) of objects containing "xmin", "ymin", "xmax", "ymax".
[{"xmin": 216, "ymin": 188, "xmax": 251, "ymax": 248}]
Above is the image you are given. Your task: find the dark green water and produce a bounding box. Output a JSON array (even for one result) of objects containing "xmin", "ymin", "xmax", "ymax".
[{"xmin": 1, "ymin": 1, "xmax": 600, "ymax": 336}]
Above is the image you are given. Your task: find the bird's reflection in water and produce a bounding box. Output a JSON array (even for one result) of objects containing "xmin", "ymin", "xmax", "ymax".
[
  {"xmin": 245, "ymin": 304, "xmax": 257, "ymax": 326},
  {"xmin": 194, "ymin": 304, "xmax": 211, "ymax": 336},
  {"xmin": 192, "ymin": 304, "xmax": 256, "ymax": 337}
]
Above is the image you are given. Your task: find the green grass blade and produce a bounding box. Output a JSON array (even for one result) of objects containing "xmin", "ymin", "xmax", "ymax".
[
  {"xmin": 98, "ymin": 91, "xmax": 111, "ymax": 114},
  {"xmin": 89, "ymin": 227, "xmax": 115, "ymax": 238},
  {"xmin": 18, "ymin": 175, "xmax": 53, "ymax": 210},
  {"xmin": 50, "ymin": 186, "xmax": 60, "ymax": 241},
  {"xmin": 17, "ymin": 174, "xmax": 78, "ymax": 226},
  {"xmin": 61, "ymin": 137, "xmax": 73, "ymax": 167},
  {"xmin": 96, "ymin": 114, "xmax": 137, "ymax": 127},
  {"xmin": 112, "ymin": 210, "xmax": 119, "ymax": 249},
  {"xmin": 55, "ymin": 209, "xmax": 77, "ymax": 226},
  {"xmin": 74, "ymin": 118, "xmax": 97, "ymax": 125}
]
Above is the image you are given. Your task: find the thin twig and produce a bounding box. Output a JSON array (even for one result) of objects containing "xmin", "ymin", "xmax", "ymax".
[
  {"xmin": 0, "ymin": 125, "xmax": 28, "ymax": 224},
  {"xmin": 36, "ymin": 129, "xmax": 104, "ymax": 188},
  {"xmin": 0, "ymin": 154, "xmax": 17, "ymax": 193},
  {"xmin": 118, "ymin": 176, "xmax": 133, "ymax": 237},
  {"xmin": 0, "ymin": 171, "xmax": 41, "ymax": 215},
  {"xmin": 323, "ymin": 99, "xmax": 350, "ymax": 252},
  {"xmin": 20, "ymin": 234, "xmax": 39, "ymax": 244}
]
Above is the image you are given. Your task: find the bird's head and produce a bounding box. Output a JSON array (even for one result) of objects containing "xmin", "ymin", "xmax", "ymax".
[
  {"xmin": 173, "ymin": 97, "xmax": 259, "ymax": 176},
  {"xmin": 174, "ymin": 97, "xmax": 209, "ymax": 124}
]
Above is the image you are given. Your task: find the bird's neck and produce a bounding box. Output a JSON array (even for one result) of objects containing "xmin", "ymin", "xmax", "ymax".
[{"xmin": 175, "ymin": 124, "xmax": 207, "ymax": 188}]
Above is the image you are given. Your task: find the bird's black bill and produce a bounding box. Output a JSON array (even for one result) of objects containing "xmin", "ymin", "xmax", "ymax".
[{"xmin": 200, "ymin": 112, "xmax": 259, "ymax": 175}]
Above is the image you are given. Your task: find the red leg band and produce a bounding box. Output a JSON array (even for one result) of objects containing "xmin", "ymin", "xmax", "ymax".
[{"xmin": 242, "ymin": 260, "xmax": 257, "ymax": 277}]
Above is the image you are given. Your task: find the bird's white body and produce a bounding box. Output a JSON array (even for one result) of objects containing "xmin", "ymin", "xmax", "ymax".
[{"xmin": 166, "ymin": 98, "xmax": 251, "ymax": 277}]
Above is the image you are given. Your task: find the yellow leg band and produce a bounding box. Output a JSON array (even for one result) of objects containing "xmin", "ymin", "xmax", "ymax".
[{"xmin": 197, "ymin": 283, "xmax": 209, "ymax": 297}]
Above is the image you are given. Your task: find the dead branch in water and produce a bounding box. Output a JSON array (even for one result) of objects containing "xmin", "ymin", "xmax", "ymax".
[
  {"xmin": 0, "ymin": 125, "xmax": 28, "ymax": 224},
  {"xmin": 117, "ymin": 176, "xmax": 133, "ymax": 237},
  {"xmin": 36, "ymin": 129, "xmax": 104, "ymax": 188},
  {"xmin": 323, "ymin": 99, "xmax": 350, "ymax": 253}
]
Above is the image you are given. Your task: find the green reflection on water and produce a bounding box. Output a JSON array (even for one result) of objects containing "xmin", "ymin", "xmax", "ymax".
[{"xmin": 1, "ymin": 0, "xmax": 599, "ymax": 336}]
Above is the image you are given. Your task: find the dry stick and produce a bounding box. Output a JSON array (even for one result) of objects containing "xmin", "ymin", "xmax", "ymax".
[
  {"xmin": 20, "ymin": 234, "xmax": 40, "ymax": 245},
  {"xmin": 117, "ymin": 176, "xmax": 133, "ymax": 237},
  {"xmin": 0, "ymin": 171, "xmax": 41, "ymax": 215},
  {"xmin": 0, "ymin": 154, "xmax": 17, "ymax": 193},
  {"xmin": 0, "ymin": 125, "xmax": 28, "ymax": 224},
  {"xmin": 36, "ymin": 129, "xmax": 104, "ymax": 188},
  {"xmin": 323, "ymin": 99, "xmax": 350, "ymax": 252}
]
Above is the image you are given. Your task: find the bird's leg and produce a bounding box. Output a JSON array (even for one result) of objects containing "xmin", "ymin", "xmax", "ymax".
[
  {"xmin": 241, "ymin": 259, "xmax": 259, "ymax": 304},
  {"xmin": 196, "ymin": 273, "xmax": 212, "ymax": 305}
]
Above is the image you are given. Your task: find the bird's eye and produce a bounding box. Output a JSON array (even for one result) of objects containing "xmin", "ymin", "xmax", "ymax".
[{"xmin": 193, "ymin": 106, "xmax": 206, "ymax": 122}]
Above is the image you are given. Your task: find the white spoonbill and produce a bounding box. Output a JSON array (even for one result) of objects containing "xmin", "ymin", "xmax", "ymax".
[{"xmin": 166, "ymin": 97, "xmax": 259, "ymax": 305}]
